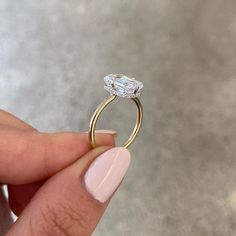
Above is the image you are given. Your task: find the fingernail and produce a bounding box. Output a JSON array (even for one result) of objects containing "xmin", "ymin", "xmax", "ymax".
[
  {"xmin": 95, "ymin": 130, "xmax": 117, "ymax": 135},
  {"xmin": 83, "ymin": 130, "xmax": 117, "ymax": 135},
  {"xmin": 84, "ymin": 147, "xmax": 131, "ymax": 203}
]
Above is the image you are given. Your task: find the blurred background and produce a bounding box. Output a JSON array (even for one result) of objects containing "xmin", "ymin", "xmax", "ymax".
[{"xmin": 1, "ymin": 0, "xmax": 236, "ymax": 235}]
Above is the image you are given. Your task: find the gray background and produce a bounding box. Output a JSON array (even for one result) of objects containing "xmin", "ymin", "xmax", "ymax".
[{"xmin": 1, "ymin": 0, "xmax": 236, "ymax": 235}]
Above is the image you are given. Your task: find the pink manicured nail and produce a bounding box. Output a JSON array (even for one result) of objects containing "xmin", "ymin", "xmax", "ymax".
[
  {"xmin": 83, "ymin": 130, "xmax": 117, "ymax": 135},
  {"xmin": 84, "ymin": 147, "xmax": 131, "ymax": 203},
  {"xmin": 95, "ymin": 130, "xmax": 117, "ymax": 135}
]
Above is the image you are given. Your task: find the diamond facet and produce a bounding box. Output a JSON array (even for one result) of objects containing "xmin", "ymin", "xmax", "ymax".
[{"xmin": 104, "ymin": 74, "xmax": 143, "ymax": 98}]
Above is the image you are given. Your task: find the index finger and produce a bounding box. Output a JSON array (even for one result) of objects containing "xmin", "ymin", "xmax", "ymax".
[
  {"xmin": 0, "ymin": 129, "xmax": 115, "ymax": 184},
  {"xmin": 0, "ymin": 109, "xmax": 35, "ymax": 130}
]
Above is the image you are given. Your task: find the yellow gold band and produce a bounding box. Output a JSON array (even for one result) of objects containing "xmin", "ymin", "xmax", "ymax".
[{"xmin": 89, "ymin": 95, "xmax": 143, "ymax": 149}]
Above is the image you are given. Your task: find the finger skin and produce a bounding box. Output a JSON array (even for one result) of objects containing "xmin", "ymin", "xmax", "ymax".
[
  {"xmin": 0, "ymin": 109, "xmax": 115, "ymax": 217},
  {"xmin": 0, "ymin": 109, "xmax": 115, "ymax": 184},
  {"xmin": 8, "ymin": 181, "xmax": 44, "ymax": 216},
  {"xmin": 7, "ymin": 131, "xmax": 116, "ymax": 215},
  {"xmin": 0, "ymin": 109, "xmax": 35, "ymax": 130},
  {"xmin": 0, "ymin": 129, "xmax": 115, "ymax": 184},
  {"xmin": 7, "ymin": 147, "xmax": 112, "ymax": 236}
]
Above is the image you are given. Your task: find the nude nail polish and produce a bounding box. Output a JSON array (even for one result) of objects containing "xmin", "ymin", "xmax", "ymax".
[
  {"xmin": 84, "ymin": 147, "xmax": 131, "ymax": 203},
  {"xmin": 95, "ymin": 130, "xmax": 117, "ymax": 135},
  {"xmin": 83, "ymin": 130, "xmax": 117, "ymax": 135}
]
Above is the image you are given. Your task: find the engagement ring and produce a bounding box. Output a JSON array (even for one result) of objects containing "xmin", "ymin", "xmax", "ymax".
[{"xmin": 89, "ymin": 74, "xmax": 143, "ymax": 148}]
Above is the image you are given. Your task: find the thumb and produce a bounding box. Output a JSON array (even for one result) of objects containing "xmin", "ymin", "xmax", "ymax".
[{"xmin": 7, "ymin": 147, "xmax": 131, "ymax": 236}]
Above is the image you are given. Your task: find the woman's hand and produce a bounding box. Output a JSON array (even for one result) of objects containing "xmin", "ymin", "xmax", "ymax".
[{"xmin": 0, "ymin": 109, "xmax": 131, "ymax": 236}]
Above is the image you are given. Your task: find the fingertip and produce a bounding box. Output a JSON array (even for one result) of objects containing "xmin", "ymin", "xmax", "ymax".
[
  {"xmin": 41, "ymin": 131, "xmax": 116, "ymax": 149},
  {"xmin": 82, "ymin": 130, "xmax": 116, "ymax": 147},
  {"xmin": 37, "ymin": 131, "xmax": 115, "ymax": 177},
  {"xmin": 0, "ymin": 130, "xmax": 116, "ymax": 184},
  {"xmin": 93, "ymin": 133, "xmax": 116, "ymax": 147}
]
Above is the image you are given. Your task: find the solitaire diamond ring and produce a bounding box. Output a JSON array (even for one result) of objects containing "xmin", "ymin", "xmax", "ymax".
[{"xmin": 89, "ymin": 74, "xmax": 143, "ymax": 148}]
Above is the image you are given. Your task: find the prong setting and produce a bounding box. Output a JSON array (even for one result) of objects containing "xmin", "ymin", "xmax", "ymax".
[{"xmin": 104, "ymin": 74, "xmax": 143, "ymax": 98}]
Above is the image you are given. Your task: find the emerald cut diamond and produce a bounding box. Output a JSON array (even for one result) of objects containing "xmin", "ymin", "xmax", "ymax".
[{"xmin": 104, "ymin": 74, "xmax": 143, "ymax": 98}]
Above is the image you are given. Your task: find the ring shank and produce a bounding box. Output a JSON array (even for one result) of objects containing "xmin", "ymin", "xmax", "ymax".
[{"xmin": 89, "ymin": 95, "xmax": 143, "ymax": 148}]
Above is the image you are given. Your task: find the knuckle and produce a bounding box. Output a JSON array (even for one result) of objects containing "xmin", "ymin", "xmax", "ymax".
[{"xmin": 38, "ymin": 201, "xmax": 91, "ymax": 236}]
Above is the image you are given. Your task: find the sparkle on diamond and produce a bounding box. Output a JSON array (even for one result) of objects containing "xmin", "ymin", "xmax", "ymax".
[{"xmin": 104, "ymin": 74, "xmax": 143, "ymax": 98}]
